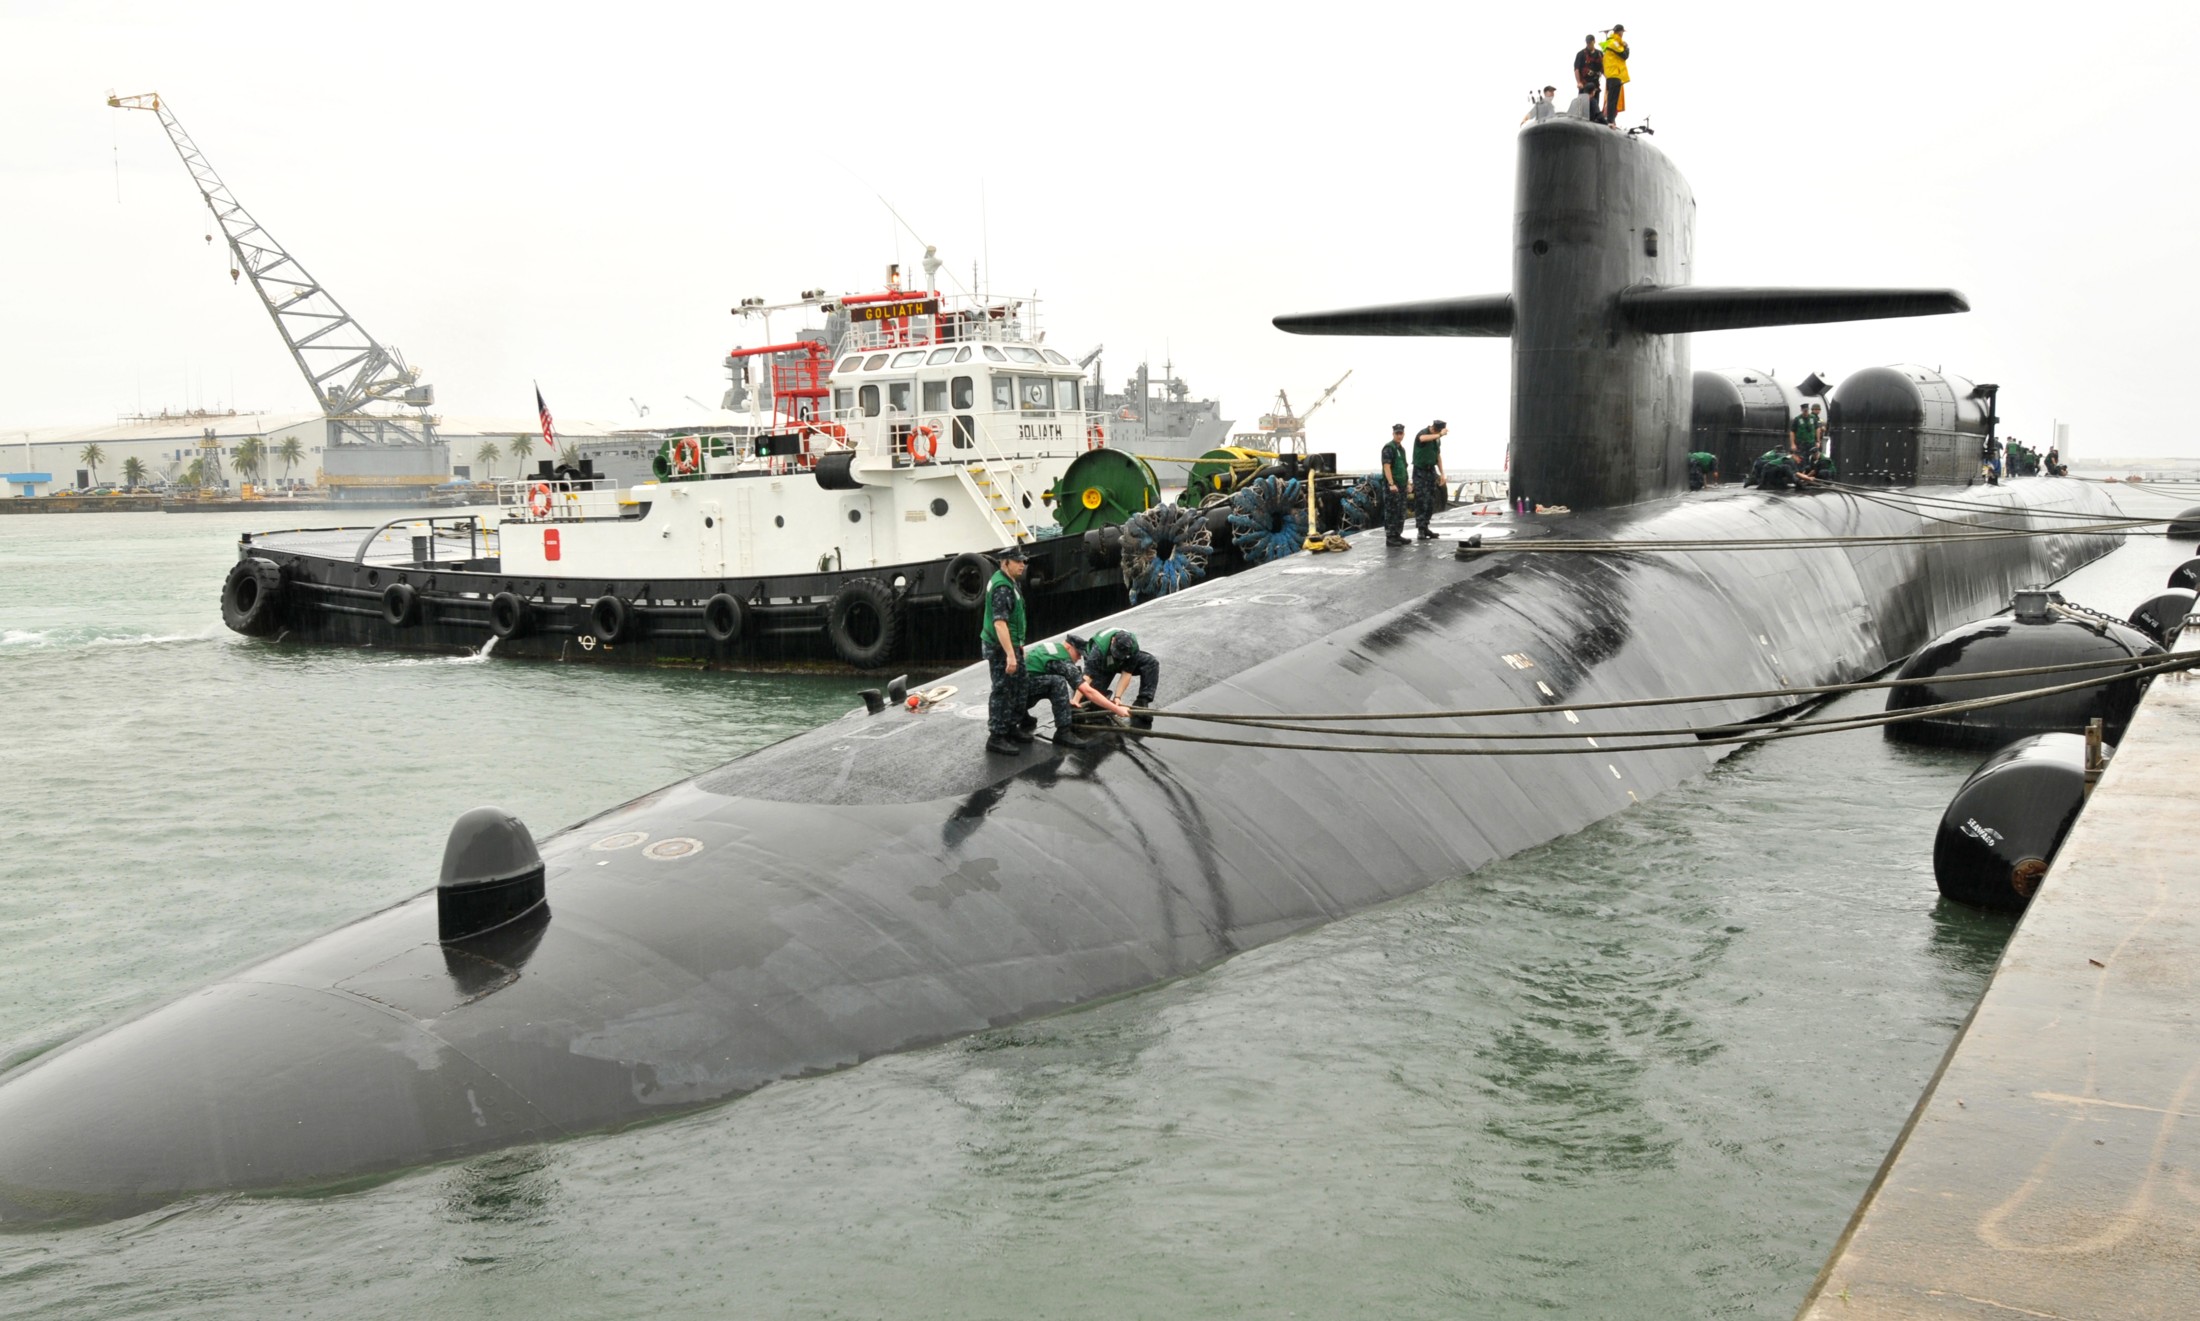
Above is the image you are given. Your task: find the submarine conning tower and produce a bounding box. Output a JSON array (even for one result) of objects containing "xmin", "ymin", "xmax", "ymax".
[{"xmin": 1275, "ymin": 118, "xmax": 1971, "ymax": 510}]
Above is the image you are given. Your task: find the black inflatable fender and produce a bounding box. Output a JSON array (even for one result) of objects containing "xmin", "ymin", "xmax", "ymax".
[
  {"xmin": 2169, "ymin": 557, "xmax": 2200, "ymax": 592},
  {"xmin": 1933, "ymin": 733, "xmax": 2099, "ymax": 913},
  {"xmin": 2129, "ymin": 589, "xmax": 2196, "ymax": 647}
]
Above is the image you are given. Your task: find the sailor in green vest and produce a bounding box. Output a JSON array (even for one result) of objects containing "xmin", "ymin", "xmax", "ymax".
[
  {"xmin": 1079, "ymin": 627, "xmax": 1161, "ymax": 728},
  {"xmin": 980, "ymin": 546, "xmax": 1031, "ymax": 756},
  {"xmin": 1411, "ymin": 420, "xmax": 1448, "ymax": 540},
  {"xmin": 1021, "ymin": 635, "xmax": 1129, "ymax": 748},
  {"xmin": 1380, "ymin": 423, "xmax": 1410, "ymax": 546},
  {"xmin": 1789, "ymin": 404, "xmax": 1820, "ymax": 455},
  {"xmin": 1688, "ymin": 451, "xmax": 1718, "ymax": 491}
]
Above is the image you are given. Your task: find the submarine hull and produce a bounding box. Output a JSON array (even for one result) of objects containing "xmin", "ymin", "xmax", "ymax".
[{"xmin": 0, "ymin": 480, "xmax": 2126, "ymax": 1224}]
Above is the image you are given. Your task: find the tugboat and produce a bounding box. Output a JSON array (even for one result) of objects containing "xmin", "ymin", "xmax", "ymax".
[{"xmin": 221, "ymin": 255, "xmax": 1198, "ymax": 668}]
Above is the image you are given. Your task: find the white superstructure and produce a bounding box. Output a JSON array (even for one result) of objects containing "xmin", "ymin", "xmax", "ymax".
[{"xmin": 491, "ymin": 271, "xmax": 1102, "ymax": 584}]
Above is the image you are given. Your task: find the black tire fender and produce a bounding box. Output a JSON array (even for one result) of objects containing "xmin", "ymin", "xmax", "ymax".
[
  {"xmin": 825, "ymin": 577, "xmax": 904, "ymax": 668},
  {"xmin": 489, "ymin": 591, "xmax": 531, "ymax": 640},
  {"xmin": 381, "ymin": 581, "xmax": 421, "ymax": 628},
  {"xmin": 589, "ymin": 594, "xmax": 631, "ymax": 643},
  {"xmin": 703, "ymin": 592, "xmax": 745, "ymax": 646},
  {"xmin": 942, "ymin": 552, "xmax": 990, "ymax": 612},
  {"xmin": 220, "ymin": 557, "xmax": 285, "ymax": 636}
]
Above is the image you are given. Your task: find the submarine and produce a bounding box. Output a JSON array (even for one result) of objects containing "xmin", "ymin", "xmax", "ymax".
[{"xmin": 0, "ymin": 118, "xmax": 2129, "ymax": 1225}]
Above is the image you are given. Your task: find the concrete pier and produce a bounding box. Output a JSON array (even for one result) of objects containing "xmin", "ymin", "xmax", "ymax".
[{"xmin": 1797, "ymin": 634, "xmax": 2200, "ymax": 1316}]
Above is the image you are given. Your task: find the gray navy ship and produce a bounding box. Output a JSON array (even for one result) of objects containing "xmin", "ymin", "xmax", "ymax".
[{"xmin": 1089, "ymin": 356, "xmax": 1233, "ymax": 486}]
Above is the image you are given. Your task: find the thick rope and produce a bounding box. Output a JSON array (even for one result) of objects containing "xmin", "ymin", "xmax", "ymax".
[
  {"xmin": 1088, "ymin": 655, "xmax": 2195, "ymax": 757},
  {"xmin": 1132, "ymin": 653, "xmax": 2173, "ymax": 727}
]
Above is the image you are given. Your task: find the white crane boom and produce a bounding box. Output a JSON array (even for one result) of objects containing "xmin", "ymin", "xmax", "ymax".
[{"xmin": 109, "ymin": 92, "xmax": 436, "ymax": 448}]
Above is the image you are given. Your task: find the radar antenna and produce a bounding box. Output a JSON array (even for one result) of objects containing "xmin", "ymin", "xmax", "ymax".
[{"xmin": 108, "ymin": 92, "xmax": 437, "ymax": 449}]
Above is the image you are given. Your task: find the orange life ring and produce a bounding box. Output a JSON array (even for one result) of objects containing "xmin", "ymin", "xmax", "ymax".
[
  {"xmin": 672, "ymin": 435, "xmax": 703, "ymax": 475},
  {"xmin": 1086, "ymin": 423, "xmax": 1105, "ymax": 451},
  {"xmin": 908, "ymin": 425, "xmax": 938, "ymax": 463},
  {"xmin": 527, "ymin": 482, "xmax": 552, "ymax": 518}
]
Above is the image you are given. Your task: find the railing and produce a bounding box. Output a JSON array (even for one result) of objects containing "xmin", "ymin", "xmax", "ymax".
[
  {"xmin": 494, "ymin": 476, "xmax": 619, "ymax": 522},
  {"xmin": 347, "ymin": 514, "xmax": 494, "ymax": 566}
]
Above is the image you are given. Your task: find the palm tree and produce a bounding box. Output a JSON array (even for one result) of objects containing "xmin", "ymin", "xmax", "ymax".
[
  {"xmin": 277, "ymin": 437, "xmax": 305, "ymax": 486},
  {"xmin": 182, "ymin": 459, "xmax": 206, "ymax": 490},
  {"xmin": 78, "ymin": 443, "xmax": 104, "ymax": 487},
  {"xmin": 122, "ymin": 457, "xmax": 147, "ymax": 489},
  {"xmin": 475, "ymin": 439, "xmax": 502, "ymax": 482},
  {"xmin": 507, "ymin": 434, "xmax": 536, "ymax": 473},
  {"xmin": 233, "ymin": 435, "xmax": 266, "ymax": 486}
]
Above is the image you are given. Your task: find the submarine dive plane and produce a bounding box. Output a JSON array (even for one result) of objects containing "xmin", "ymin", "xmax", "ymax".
[{"xmin": 0, "ymin": 118, "xmax": 2127, "ymax": 1225}]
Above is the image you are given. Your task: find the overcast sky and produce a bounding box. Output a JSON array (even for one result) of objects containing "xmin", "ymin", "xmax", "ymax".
[{"xmin": 3, "ymin": 1, "xmax": 2192, "ymax": 471}]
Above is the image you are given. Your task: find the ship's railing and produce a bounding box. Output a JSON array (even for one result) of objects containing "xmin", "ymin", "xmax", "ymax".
[
  {"xmin": 344, "ymin": 514, "xmax": 495, "ymax": 567},
  {"xmin": 494, "ymin": 476, "xmax": 620, "ymax": 522},
  {"xmin": 832, "ymin": 312, "xmax": 1035, "ymax": 355}
]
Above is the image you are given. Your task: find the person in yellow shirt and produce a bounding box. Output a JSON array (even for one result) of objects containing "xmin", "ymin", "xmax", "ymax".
[{"xmin": 1601, "ymin": 25, "xmax": 1631, "ymax": 129}]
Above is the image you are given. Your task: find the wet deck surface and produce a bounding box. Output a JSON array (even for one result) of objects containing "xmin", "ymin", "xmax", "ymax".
[{"xmin": 1798, "ymin": 638, "xmax": 2200, "ymax": 1316}]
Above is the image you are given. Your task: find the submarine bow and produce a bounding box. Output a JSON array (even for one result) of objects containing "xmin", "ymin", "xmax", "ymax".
[{"xmin": 1275, "ymin": 119, "xmax": 1970, "ymax": 512}]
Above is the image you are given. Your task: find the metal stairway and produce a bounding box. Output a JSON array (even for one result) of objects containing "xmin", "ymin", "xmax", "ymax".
[{"xmin": 964, "ymin": 464, "xmax": 1031, "ymax": 544}]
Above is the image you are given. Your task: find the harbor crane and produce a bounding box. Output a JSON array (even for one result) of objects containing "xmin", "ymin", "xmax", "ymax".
[
  {"xmin": 1253, "ymin": 369, "xmax": 1352, "ymax": 453},
  {"xmin": 108, "ymin": 93, "xmax": 437, "ymax": 450}
]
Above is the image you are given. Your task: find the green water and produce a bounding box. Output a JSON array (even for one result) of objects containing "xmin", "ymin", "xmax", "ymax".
[{"xmin": 0, "ymin": 503, "xmax": 2179, "ymax": 1318}]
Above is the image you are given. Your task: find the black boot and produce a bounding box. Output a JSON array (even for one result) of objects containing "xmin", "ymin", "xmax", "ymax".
[
  {"xmin": 986, "ymin": 734, "xmax": 1023, "ymax": 755},
  {"xmin": 1385, "ymin": 534, "xmax": 1409, "ymax": 546},
  {"xmin": 1054, "ymin": 726, "xmax": 1092, "ymax": 748},
  {"xmin": 1130, "ymin": 700, "xmax": 1154, "ymax": 731}
]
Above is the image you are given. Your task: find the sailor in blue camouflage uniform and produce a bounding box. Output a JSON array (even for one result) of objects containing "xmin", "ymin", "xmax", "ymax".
[
  {"xmin": 1022, "ymin": 635, "xmax": 1131, "ymax": 748},
  {"xmin": 1380, "ymin": 424, "xmax": 1411, "ymax": 546},
  {"xmin": 980, "ymin": 546, "xmax": 1030, "ymax": 756},
  {"xmin": 1080, "ymin": 626, "xmax": 1162, "ymax": 729},
  {"xmin": 1411, "ymin": 420, "xmax": 1448, "ymax": 540}
]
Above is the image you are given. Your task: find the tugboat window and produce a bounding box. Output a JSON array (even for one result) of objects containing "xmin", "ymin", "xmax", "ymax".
[
  {"xmin": 953, "ymin": 415, "xmax": 974, "ymax": 448},
  {"xmin": 930, "ymin": 498, "xmax": 949, "ymax": 516},
  {"xmin": 859, "ymin": 385, "xmax": 880, "ymax": 417},
  {"xmin": 864, "ymin": 354, "xmax": 889, "ymax": 371},
  {"xmin": 954, "ymin": 347, "xmax": 973, "ymax": 362},
  {"xmin": 1006, "ymin": 347, "xmax": 1043, "ymax": 363},
  {"xmin": 834, "ymin": 388, "xmax": 855, "ymax": 415},
  {"xmin": 892, "ymin": 350, "xmax": 924, "ymax": 368},
  {"xmin": 888, "ymin": 382, "xmax": 912, "ymax": 413},
  {"xmin": 922, "ymin": 380, "xmax": 948, "ymax": 411},
  {"xmin": 1056, "ymin": 379, "xmax": 1081, "ymax": 411},
  {"xmin": 1043, "ymin": 349, "xmax": 1071, "ymax": 366},
  {"xmin": 926, "ymin": 347, "xmax": 956, "ymax": 365},
  {"xmin": 847, "ymin": 508, "xmax": 861, "ymax": 523},
  {"xmin": 992, "ymin": 377, "xmax": 1015, "ymax": 411},
  {"xmin": 951, "ymin": 375, "xmax": 975, "ymax": 409},
  {"xmin": 774, "ymin": 515, "xmax": 784, "ymax": 527},
  {"xmin": 982, "ymin": 346, "xmax": 1006, "ymax": 362},
  {"xmin": 1020, "ymin": 378, "xmax": 1052, "ymax": 411},
  {"xmin": 1643, "ymin": 228, "xmax": 1659, "ymax": 256},
  {"xmin": 838, "ymin": 356, "xmax": 863, "ymax": 373}
]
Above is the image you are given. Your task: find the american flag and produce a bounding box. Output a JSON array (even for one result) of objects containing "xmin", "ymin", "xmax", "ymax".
[{"xmin": 535, "ymin": 385, "xmax": 557, "ymax": 451}]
